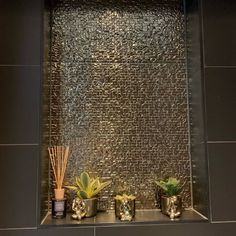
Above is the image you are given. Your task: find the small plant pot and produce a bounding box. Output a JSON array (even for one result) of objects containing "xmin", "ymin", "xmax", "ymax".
[
  {"xmin": 161, "ymin": 195, "xmax": 182, "ymax": 219},
  {"xmin": 115, "ymin": 199, "xmax": 135, "ymax": 220},
  {"xmin": 83, "ymin": 198, "xmax": 98, "ymax": 217}
]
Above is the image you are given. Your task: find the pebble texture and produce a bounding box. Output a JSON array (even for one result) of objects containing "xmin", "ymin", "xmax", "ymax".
[{"xmin": 48, "ymin": 0, "xmax": 191, "ymax": 210}]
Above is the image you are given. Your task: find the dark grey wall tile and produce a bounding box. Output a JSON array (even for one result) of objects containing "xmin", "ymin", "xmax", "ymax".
[
  {"xmin": 186, "ymin": 0, "xmax": 209, "ymax": 217},
  {"xmin": 96, "ymin": 224, "xmax": 211, "ymax": 236},
  {"xmin": 0, "ymin": 229, "xmax": 37, "ymax": 236},
  {"xmin": 95, "ymin": 223, "xmax": 236, "ymax": 236},
  {"xmin": 4, "ymin": 224, "xmax": 236, "ymax": 236},
  {"xmin": 210, "ymin": 223, "xmax": 236, "ymax": 236},
  {"xmin": 37, "ymin": 227, "xmax": 94, "ymax": 236},
  {"xmin": 0, "ymin": 146, "xmax": 38, "ymax": 228},
  {"xmin": 205, "ymin": 68, "xmax": 236, "ymax": 141},
  {"xmin": 191, "ymin": 143, "xmax": 209, "ymax": 217},
  {"xmin": 208, "ymin": 143, "xmax": 236, "ymax": 221},
  {"xmin": 0, "ymin": 66, "xmax": 40, "ymax": 144},
  {"xmin": 187, "ymin": 0, "xmax": 205, "ymax": 145},
  {"xmin": 0, "ymin": 0, "xmax": 41, "ymax": 65},
  {"xmin": 202, "ymin": 0, "xmax": 236, "ymax": 66}
]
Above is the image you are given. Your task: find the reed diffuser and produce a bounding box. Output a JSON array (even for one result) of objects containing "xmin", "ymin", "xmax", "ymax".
[{"xmin": 48, "ymin": 146, "xmax": 70, "ymax": 218}]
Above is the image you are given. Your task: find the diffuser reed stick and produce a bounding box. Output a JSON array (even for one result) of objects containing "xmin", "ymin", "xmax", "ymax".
[{"xmin": 48, "ymin": 146, "xmax": 70, "ymax": 199}]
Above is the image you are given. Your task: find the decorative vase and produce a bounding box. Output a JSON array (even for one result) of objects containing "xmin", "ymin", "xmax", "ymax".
[
  {"xmin": 83, "ymin": 198, "xmax": 98, "ymax": 217},
  {"xmin": 115, "ymin": 199, "xmax": 135, "ymax": 221},
  {"xmin": 161, "ymin": 195, "xmax": 182, "ymax": 220},
  {"xmin": 72, "ymin": 197, "xmax": 98, "ymax": 218}
]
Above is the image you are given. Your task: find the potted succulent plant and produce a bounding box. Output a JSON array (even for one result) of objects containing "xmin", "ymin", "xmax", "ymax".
[
  {"xmin": 155, "ymin": 177, "xmax": 182, "ymax": 220},
  {"xmin": 114, "ymin": 194, "xmax": 136, "ymax": 221},
  {"xmin": 67, "ymin": 171, "xmax": 111, "ymax": 218}
]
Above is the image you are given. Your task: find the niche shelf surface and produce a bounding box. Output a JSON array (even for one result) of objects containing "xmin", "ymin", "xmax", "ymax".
[{"xmin": 41, "ymin": 209, "xmax": 207, "ymax": 228}]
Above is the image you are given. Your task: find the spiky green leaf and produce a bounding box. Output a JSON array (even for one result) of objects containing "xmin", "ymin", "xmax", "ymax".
[
  {"xmin": 65, "ymin": 185, "xmax": 78, "ymax": 191},
  {"xmin": 67, "ymin": 172, "xmax": 112, "ymax": 199},
  {"xmin": 75, "ymin": 177, "xmax": 84, "ymax": 190},
  {"xmin": 80, "ymin": 171, "xmax": 90, "ymax": 190},
  {"xmin": 155, "ymin": 177, "xmax": 182, "ymax": 197},
  {"xmin": 78, "ymin": 190, "xmax": 88, "ymax": 199},
  {"xmin": 92, "ymin": 180, "xmax": 112, "ymax": 197}
]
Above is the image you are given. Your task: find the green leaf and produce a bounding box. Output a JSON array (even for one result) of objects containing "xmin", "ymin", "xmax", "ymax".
[
  {"xmin": 78, "ymin": 190, "xmax": 88, "ymax": 199},
  {"xmin": 75, "ymin": 177, "xmax": 84, "ymax": 190},
  {"xmin": 68, "ymin": 172, "xmax": 111, "ymax": 199},
  {"xmin": 80, "ymin": 171, "xmax": 90, "ymax": 190},
  {"xmin": 65, "ymin": 186, "xmax": 78, "ymax": 192},
  {"xmin": 114, "ymin": 194, "xmax": 136, "ymax": 201},
  {"xmin": 87, "ymin": 177, "xmax": 99, "ymax": 194},
  {"xmin": 155, "ymin": 177, "xmax": 182, "ymax": 196},
  {"xmin": 92, "ymin": 180, "xmax": 112, "ymax": 197},
  {"xmin": 155, "ymin": 181, "xmax": 168, "ymax": 192}
]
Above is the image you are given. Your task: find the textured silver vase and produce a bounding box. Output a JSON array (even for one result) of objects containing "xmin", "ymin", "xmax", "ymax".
[{"xmin": 161, "ymin": 195, "xmax": 182, "ymax": 219}]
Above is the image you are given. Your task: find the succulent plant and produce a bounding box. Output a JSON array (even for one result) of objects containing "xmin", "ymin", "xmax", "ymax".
[
  {"xmin": 114, "ymin": 194, "xmax": 136, "ymax": 201},
  {"xmin": 66, "ymin": 171, "xmax": 112, "ymax": 199},
  {"xmin": 155, "ymin": 177, "xmax": 182, "ymax": 197}
]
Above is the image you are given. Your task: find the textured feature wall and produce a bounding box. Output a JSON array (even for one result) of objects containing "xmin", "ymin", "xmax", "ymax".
[{"xmin": 50, "ymin": 0, "xmax": 190, "ymax": 210}]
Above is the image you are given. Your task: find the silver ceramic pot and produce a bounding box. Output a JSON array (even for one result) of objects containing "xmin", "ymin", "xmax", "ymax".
[
  {"xmin": 83, "ymin": 198, "xmax": 98, "ymax": 217},
  {"xmin": 161, "ymin": 195, "xmax": 182, "ymax": 219}
]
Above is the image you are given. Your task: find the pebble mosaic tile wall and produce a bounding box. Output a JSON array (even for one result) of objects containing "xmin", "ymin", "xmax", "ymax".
[{"xmin": 49, "ymin": 0, "xmax": 191, "ymax": 210}]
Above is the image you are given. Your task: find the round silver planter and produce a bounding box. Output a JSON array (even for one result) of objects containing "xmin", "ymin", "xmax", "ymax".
[
  {"xmin": 83, "ymin": 198, "xmax": 98, "ymax": 217},
  {"xmin": 161, "ymin": 195, "xmax": 182, "ymax": 218}
]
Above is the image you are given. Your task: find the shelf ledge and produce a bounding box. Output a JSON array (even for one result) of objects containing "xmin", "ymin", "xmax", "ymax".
[{"xmin": 41, "ymin": 209, "xmax": 208, "ymax": 228}]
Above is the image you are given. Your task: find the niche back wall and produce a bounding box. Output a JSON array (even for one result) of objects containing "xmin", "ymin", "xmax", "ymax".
[{"xmin": 49, "ymin": 0, "xmax": 190, "ymax": 210}]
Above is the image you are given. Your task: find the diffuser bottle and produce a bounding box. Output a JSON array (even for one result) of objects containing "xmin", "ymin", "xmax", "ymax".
[
  {"xmin": 51, "ymin": 188, "xmax": 67, "ymax": 219},
  {"xmin": 48, "ymin": 146, "xmax": 70, "ymax": 219}
]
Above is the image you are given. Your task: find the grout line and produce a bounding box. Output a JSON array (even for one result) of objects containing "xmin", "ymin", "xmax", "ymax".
[
  {"xmin": 211, "ymin": 221, "xmax": 236, "ymax": 224},
  {"xmin": 205, "ymin": 65, "xmax": 236, "ymax": 69},
  {"xmin": 0, "ymin": 65, "xmax": 40, "ymax": 67},
  {"xmin": 0, "ymin": 227, "xmax": 37, "ymax": 231},
  {"xmin": 93, "ymin": 221, "xmax": 207, "ymax": 229},
  {"xmin": 0, "ymin": 143, "xmax": 39, "ymax": 146},
  {"xmin": 40, "ymin": 211, "xmax": 51, "ymax": 225},
  {"xmin": 200, "ymin": 1, "xmax": 206, "ymax": 68},
  {"xmin": 207, "ymin": 141, "xmax": 236, "ymax": 144},
  {"xmin": 191, "ymin": 208, "xmax": 208, "ymax": 220}
]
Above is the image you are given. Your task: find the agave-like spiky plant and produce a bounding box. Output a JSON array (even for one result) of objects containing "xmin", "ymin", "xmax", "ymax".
[
  {"xmin": 66, "ymin": 171, "xmax": 112, "ymax": 199},
  {"xmin": 114, "ymin": 194, "xmax": 136, "ymax": 201},
  {"xmin": 155, "ymin": 177, "xmax": 182, "ymax": 197}
]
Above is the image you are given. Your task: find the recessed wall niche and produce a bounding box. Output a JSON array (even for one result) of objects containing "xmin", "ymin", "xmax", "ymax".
[{"xmin": 40, "ymin": 0, "xmax": 209, "ymax": 225}]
